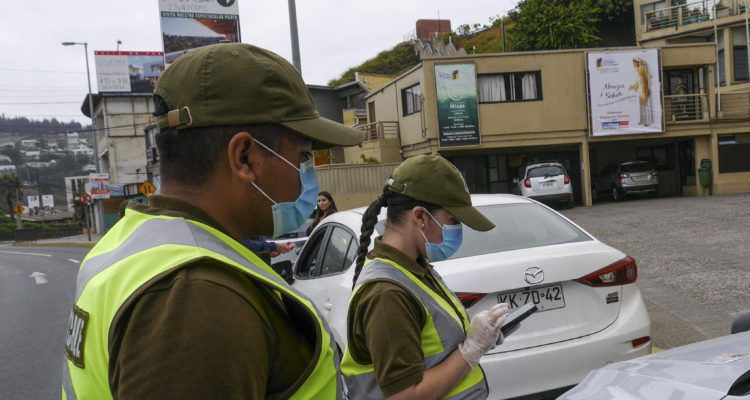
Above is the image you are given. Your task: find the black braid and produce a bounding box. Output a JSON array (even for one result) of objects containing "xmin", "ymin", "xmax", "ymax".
[{"xmin": 352, "ymin": 187, "xmax": 389, "ymax": 289}]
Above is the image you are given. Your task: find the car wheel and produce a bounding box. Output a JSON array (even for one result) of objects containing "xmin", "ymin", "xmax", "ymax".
[
  {"xmin": 612, "ymin": 187, "xmax": 620, "ymax": 201},
  {"xmin": 649, "ymin": 190, "xmax": 658, "ymax": 198}
]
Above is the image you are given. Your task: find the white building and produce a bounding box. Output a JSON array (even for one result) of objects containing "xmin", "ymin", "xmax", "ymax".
[{"xmin": 71, "ymin": 144, "xmax": 94, "ymax": 156}]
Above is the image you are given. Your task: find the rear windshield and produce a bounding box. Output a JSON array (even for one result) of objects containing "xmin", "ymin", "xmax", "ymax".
[
  {"xmin": 451, "ymin": 203, "xmax": 591, "ymax": 259},
  {"xmin": 527, "ymin": 165, "xmax": 565, "ymax": 178},
  {"xmin": 621, "ymin": 162, "xmax": 654, "ymax": 173}
]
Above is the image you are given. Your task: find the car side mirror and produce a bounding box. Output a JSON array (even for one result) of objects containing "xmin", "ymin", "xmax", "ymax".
[
  {"xmin": 731, "ymin": 312, "xmax": 750, "ymax": 334},
  {"xmin": 271, "ymin": 260, "xmax": 294, "ymax": 285}
]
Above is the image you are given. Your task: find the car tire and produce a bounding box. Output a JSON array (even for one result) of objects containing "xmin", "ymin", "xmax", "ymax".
[
  {"xmin": 612, "ymin": 187, "xmax": 621, "ymax": 201},
  {"xmin": 649, "ymin": 190, "xmax": 658, "ymax": 198}
]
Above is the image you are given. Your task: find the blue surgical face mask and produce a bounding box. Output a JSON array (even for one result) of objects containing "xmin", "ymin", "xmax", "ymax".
[
  {"xmin": 419, "ymin": 209, "xmax": 463, "ymax": 262},
  {"xmin": 251, "ymin": 140, "xmax": 319, "ymax": 238}
]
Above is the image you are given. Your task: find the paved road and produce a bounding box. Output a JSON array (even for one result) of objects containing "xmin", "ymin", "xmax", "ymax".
[
  {"xmin": 561, "ymin": 193, "xmax": 750, "ymax": 350},
  {"xmin": 0, "ymin": 244, "xmax": 89, "ymax": 400}
]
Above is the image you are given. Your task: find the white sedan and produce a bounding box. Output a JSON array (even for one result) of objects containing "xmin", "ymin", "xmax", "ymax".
[{"xmin": 281, "ymin": 194, "xmax": 651, "ymax": 399}]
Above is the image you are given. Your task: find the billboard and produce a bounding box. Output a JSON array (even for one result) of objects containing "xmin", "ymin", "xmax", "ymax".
[
  {"xmin": 94, "ymin": 51, "xmax": 165, "ymax": 96},
  {"xmin": 89, "ymin": 173, "xmax": 110, "ymax": 199},
  {"xmin": 434, "ymin": 63, "xmax": 480, "ymax": 147},
  {"xmin": 158, "ymin": 0, "xmax": 241, "ymax": 66},
  {"xmin": 587, "ymin": 49, "xmax": 663, "ymax": 136},
  {"xmin": 27, "ymin": 195, "xmax": 40, "ymax": 209},
  {"xmin": 42, "ymin": 194, "xmax": 54, "ymax": 208}
]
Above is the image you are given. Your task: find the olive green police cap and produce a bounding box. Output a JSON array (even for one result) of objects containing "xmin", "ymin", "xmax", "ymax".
[
  {"xmin": 153, "ymin": 43, "xmax": 364, "ymax": 148},
  {"xmin": 386, "ymin": 155, "xmax": 495, "ymax": 231}
]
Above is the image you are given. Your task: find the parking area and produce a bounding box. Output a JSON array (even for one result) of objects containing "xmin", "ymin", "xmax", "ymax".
[{"xmin": 561, "ymin": 193, "xmax": 750, "ymax": 350}]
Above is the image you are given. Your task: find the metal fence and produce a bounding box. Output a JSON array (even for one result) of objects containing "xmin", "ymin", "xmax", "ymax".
[
  {"xmin": 316, "ymin": 163, "xmax": 400, "ymax": 195},
  {"xmin": 354, "ymin": 121, "xmax": 400, "ymax": 141},
  {"xmin": 664, "ymin": 93, "xmax": 709, "ymax": 122}
]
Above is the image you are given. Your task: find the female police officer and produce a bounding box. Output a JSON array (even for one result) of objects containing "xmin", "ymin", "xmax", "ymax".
[{"xmin": 341, "ymin": 155, "xmax": 510, "ymax": 399}]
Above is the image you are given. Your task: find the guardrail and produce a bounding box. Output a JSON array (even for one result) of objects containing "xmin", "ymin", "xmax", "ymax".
[
  {"xmin": 355, "ymin": 121, "xmax": 400, "ymax": 141},
  {"xmin": 664, "ymin": 93, "xmax": 709, "ymax": 122},
  {"xmin": 717, "ymin": 90, "xmax": 750, "ymax": 118},
  {"xmin": 644, "ymin": 0, "xmax": 748, "ymax": 32}
]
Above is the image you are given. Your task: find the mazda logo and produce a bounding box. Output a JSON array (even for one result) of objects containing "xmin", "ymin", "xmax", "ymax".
[{"xmin": 524, "ymin": 267, "xmax": 544, "ymax": 284}]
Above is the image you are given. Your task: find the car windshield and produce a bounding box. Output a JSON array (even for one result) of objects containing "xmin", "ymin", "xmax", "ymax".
[
  {"xmin": 621, "ymin": 162, "xmax": 654, "ymax": 173},
  {"xmin": 527, "ymin": 166, "xmax": 565, "ymax": 178},
  {"xmin": 450, "ymin": 203, "xmax": 591, "ymax": 259}
]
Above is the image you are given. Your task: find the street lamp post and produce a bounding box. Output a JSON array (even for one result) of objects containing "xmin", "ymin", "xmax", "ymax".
[{"xmin": 62, "ymin": 41, "xmax": 104, "ymax": 236}]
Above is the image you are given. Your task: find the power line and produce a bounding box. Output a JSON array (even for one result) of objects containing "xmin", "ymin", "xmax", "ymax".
[{"xmin": 0, "ymin": 101, "xmax": 82, "ymax": 105}]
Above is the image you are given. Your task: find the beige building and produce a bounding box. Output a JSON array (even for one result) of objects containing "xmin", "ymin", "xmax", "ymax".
[{"xmin": 362, "ymin": 42, "xmax": 750, "ymax": 206}]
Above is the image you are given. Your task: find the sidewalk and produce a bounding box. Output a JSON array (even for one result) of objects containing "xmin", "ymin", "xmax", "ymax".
[{"xmin": 12, "ymin": 232, "xmax": 103, "ymax": 247}]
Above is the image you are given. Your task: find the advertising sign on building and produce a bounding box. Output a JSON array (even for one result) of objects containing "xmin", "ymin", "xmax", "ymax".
[
  {"xmin": 158, "ymin": 0, "xmax": 241, "ymax": 66},
  {"xmin": 89, "ymin": 173, "xmax": 110, "ymax": 199},
  {"xmin": 434, "ymin": 63, "xmax": 481, "ymax": 147},
  {"xmin": 587, "ymin": 49, "xmax": 663, "ymax": 136},
  {"xmin": 94, "ymin": 51, "xmax": 165, "ymax": 96},
  {"xmin": 42, "ymin": 194, "xmax": 54, "ymax": 208},
  {"xmin": 27, "ymin": 195, "xmax": 40, "ymax": 209}
]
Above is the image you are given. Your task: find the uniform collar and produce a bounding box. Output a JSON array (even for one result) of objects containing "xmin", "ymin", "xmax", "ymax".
[
  {"xmin": 370, "ymin": 236, "xmax": 432, "ymax": 279},
  {"xmin": 129, "ymin": 195, "xmax": 233, "ymax": 238}
]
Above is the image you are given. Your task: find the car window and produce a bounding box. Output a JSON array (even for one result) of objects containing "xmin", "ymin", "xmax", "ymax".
[
  {"xmin": 451, "ymin": 203, "xmax": 591, "ymax": 259},
  {"xmin": 527, "ymin": 166, "xmax": 565, "ymax": 178},
  {"xmin": 621, "ymin": 162, "xmax": 654, "ymax": 173},
  {"xmin": 320, "ymin": 227, "xmax": 355, "ymax": 276},
  {"xmin": 295, "ymin": 227, "xmax": 327, "ymax": 279}
]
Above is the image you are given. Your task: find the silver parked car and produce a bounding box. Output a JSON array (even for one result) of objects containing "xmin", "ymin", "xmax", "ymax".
[
  {"xmin": 515, "ymin": 162, "xmax": 574, "ymax": 208},
  {"xmin": 593, "ymin": 161, "xmax": 659, "ymax": 201}
]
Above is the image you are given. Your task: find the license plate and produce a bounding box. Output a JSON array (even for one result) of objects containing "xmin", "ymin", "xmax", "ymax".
[
  {"xmin": 632, "ymin": 176, "xmax": 646, "ymax": 181},
  {"xmin": 497, "ymin": 284, "xmax": 565, "ymax": 312},
  {"xmin": 541, "ymin": 181, "xmax": 554, "ymax": 187}
]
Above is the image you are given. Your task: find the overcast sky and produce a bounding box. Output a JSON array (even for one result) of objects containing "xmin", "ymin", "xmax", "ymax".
[{"xmin": 0, "ymin": 0, "xmax": 517, "ymax": 126}]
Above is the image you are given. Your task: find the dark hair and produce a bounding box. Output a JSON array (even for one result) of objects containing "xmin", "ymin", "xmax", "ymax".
[
  {"xmin": 316, "ymin": 191, "xmax": 337, "ymax": 213},
  {"xmin": 351, "ymin": 186, "xmax": 441, "ymax": 288},
  {"xmin": 154, "ymin": 95, "xmax": 283, "ymax": 186}
]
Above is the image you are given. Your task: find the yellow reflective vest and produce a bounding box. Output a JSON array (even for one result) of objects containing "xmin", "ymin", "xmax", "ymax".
[
  {"xmin": 341, "ymin": 258, "xmax": 488, "ymax": 399},
  {"xmin": 62, "ymin": 209, "xmax": 340, "ymax": 399}
]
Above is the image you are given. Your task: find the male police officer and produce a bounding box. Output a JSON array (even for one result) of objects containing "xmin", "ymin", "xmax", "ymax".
[{"xmin": 62, "ymin": 43, "xmax": 363, "ymax": 399}]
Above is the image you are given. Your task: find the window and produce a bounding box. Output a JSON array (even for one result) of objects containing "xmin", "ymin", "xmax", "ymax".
[
  {"xmin": 319, "ymin": 227, "xmax": 356, "ymax": 276},
  {"xmin": 401, "ymin": 84, "xmax": 421, "ymax": 116},
  {"xmin": 478, "ymin": 72, "xmax": 542, "ymax": 103},
  {"xmin": 718, "ymin": 33, "xmax": 726, "ymax": 84},
  {"xmin": 295, "ymin": 228, "xmax": 327, "ymax": 279},
  {"xmin": 719, "ymin": 133, "xmax": 750, "ymax": 173},
  {"xmin": 641, "ymin": 1, "xmax": 667, "ymax": 25}
]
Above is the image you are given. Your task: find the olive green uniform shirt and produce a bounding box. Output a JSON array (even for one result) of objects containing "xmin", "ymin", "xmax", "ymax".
[
  {"xmin": 347, "ymin": 237, "xmax": 467, "ymax": 397},
  {"xmin": 108, "ymin": 195, "xmax": 313, "ymax": 399}
]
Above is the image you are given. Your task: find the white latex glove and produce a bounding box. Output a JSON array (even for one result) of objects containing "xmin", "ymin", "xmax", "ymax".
[
  {"xmin": 488, "ymin": 303, "xmax": 511, "ymax": 346},
  {"xmin": 458, "ymin": 303, "xmax": 510, "ymax": 368}
]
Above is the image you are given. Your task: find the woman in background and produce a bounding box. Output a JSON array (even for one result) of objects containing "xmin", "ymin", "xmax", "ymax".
[{"xmin": 306, "ymin": 191, "xmax": 337, "ymax": 235}]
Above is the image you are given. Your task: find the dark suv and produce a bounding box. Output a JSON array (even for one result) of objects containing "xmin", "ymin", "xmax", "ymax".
[{"xmin": 593, "ymin": 161, "xmax": 658, "ymax": 201}]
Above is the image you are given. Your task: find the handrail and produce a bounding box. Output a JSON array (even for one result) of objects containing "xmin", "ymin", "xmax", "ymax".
[
  {"xmin": 643, "ymin": 0, "xmax": 738, "ymax": 32},
  {"xmin": 664, "ymin": 93, "xmax": 709, "ymax": 122},
  {"xmin": 355, "ymin": 121, "xmax": 400, "ymax": 141}
]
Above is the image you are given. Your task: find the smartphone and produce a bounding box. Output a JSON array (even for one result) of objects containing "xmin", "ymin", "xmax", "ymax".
[{"xmin": 501, "ymin": 302, "xmax": 538, "ymax": 335}]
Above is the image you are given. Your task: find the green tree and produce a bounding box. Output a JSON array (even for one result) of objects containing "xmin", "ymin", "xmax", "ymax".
[
  {"xmin": 508, "ymin": 0, "xmax": 602, "ymax": 51},
  {"xmin": 328, "ymin": 44, "xmax": 420, "ymax": 87},
  {"xmin": 0, "ymin": 174, "xmax": 20, "ymax": 222},
  {"xmin": 597, "ymin": 0, "xmax": 635, "ymax": 46}
]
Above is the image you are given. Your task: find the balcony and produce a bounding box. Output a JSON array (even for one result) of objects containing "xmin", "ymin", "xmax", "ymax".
[
  {"xmin": 644, "ymin": 0, "xmax": 747, "ymax": 33},
  {"xmin": 664, "ymin": 93, "xmax": 709, "ymax": 122},
  {"xmin": 354, "ymin": 121, "xmax": 400, "ymax": 141},
  {"xmin": 717, "ymin": 90, "xmax": 750, "ymax": 118}
]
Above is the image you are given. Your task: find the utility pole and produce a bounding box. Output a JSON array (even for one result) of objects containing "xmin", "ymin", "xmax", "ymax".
[{"xmin": 288, "ymin": 0, "xmax": 302, "ymax": 73}]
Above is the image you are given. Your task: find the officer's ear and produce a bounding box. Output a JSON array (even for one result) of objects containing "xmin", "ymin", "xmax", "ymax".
[{"xmin": 227, "ymin": 131, "xmax": 259, "ymax": 183}]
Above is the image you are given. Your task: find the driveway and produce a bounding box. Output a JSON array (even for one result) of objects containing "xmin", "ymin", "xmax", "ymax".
[{"xmin": 561, "ymin": 193, "xmax": 750, "ymax": 350}]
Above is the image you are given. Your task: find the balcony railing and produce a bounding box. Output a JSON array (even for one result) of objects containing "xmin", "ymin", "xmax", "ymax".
[
  {"xmin": 664, "ymin": 93, "xmax": 709, "ymax": 122},
  {"xmin": 644, "ymin": 0, "xmax": 748, "ymax": 33},
  {"xmin": 355, "ymin": 121, "xmax": 400, "ymax": 141},
  {"xmin": 717, "ymin": 91, "xmax": 750, "ymax": 118}
]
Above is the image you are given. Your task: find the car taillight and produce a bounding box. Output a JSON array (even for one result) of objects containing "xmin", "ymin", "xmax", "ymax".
[
  {"xmin": 524, "ymin": 178, "xmax": 531, "ymax": 188},
  {"xmin": 456, "ymin": 292, "xmax": 486, "ymax": 309},
  {"xmin": 619, "ymin": 173, "xmax": 630, "ymax": 179},
  {"xmin": 651, "ymin": 171, "xmax": 658, "ymax": 177},
  {"xmin": 575, "ymin": 256, "xmax": 637, "ymax": 287},
  {"xmin": 632, "ymin": 336, "xmax": 650, "ymax": 348},
  {"xmin": 564, "ymin": 175, "xmax": 570, "ymax": 184}
]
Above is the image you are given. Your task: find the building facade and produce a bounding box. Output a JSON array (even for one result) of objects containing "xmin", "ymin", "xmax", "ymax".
[{"xmin": 364, "ymin": 43, "xmax": 750, "ymax": 206}]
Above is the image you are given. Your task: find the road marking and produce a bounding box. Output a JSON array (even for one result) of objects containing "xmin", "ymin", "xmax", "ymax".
[
  {"xmin": 652, "ymin": 347, "xmax": 663, "ymax": 353},
  {"xmin": 0, "ymin": 250, "xmax": 51, "ymax": 257},
  {"xmin": 30, "ymin": 271, "xmax": 48, "ymax": 285},
  {"xmin": 68, "ymin": 259, "xmax": 81, "ymax": 264}
]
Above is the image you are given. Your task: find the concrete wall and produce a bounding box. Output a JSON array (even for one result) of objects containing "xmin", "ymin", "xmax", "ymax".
[{"xmin": 316, "ymin": 163, "xmax": 399, "ymax": 210}]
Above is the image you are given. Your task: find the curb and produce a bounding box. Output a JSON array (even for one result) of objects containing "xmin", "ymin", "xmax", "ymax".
[{"xmin": 14, "ymin": 242, "xmax": 97, "ymax": 247}]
